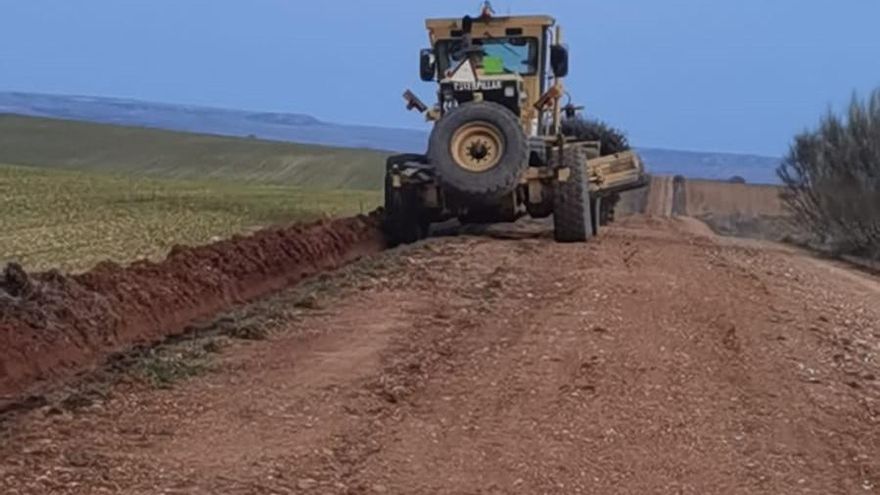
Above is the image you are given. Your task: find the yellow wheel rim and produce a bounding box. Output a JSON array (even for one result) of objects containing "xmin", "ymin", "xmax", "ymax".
[{"xmin": 449, "ymin": 122, "xmax": 504, "ymax": 172}]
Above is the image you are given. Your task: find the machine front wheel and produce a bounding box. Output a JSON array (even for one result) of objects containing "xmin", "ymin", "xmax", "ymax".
[{"xmin": 552, "ymin": 147, "xmax": 593, "ymax": 243}]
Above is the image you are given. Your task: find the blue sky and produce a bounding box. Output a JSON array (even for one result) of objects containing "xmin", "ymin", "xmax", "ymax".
[{"xmin": 1, "ymin": 0, "xmax": 878, "ymax": 156}]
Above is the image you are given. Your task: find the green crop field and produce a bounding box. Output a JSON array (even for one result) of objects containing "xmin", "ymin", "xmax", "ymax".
[
  {"xmin": 0, "ymin": 115, "xmax": 397, "ymax": 271},
  {"xmin": 0, "ymin": 114, "xmax": 389, "ymax": 190},
  {"xmin": 0, "ymin": 164, "xmax": 380, "ymax": 273},
  {"xmin": 0, "ymin": 115, "xmax": 392, "ymax": 272}
]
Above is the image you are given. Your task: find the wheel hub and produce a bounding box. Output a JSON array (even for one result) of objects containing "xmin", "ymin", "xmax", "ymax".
[{"xmin": 450, "ymin": 122, "xmax": 504, "ymax": 172}]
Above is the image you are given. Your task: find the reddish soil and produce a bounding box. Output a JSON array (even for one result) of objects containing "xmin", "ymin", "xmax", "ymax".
[
  {"xmin": 1, "ymin": 216, "xmax": 878, "ymax": 493},
  {"xmin": 0, "ymin": 213, "xmax": 384, "ymax": 400}
]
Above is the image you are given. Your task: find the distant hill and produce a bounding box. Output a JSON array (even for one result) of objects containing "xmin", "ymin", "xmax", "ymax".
[
  {"xmin": 0, "ymin": 91, "xmax": 424, "ymax": 154},
  {"xmin": 0, "ymin": 114, "xmax": 389, "ymax": 190},
  {"xmin": 637, "ymin": 148, "xmax": 781, "ymax": 185},
  {"xmin": 0, "ymin": 91, "xmax": 782, "ymax": 184}
]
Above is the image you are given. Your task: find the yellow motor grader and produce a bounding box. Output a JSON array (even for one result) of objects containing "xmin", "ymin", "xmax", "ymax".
[{"xmin": 385, "ymin": 5, "xmax": 647, "ymax": 245}]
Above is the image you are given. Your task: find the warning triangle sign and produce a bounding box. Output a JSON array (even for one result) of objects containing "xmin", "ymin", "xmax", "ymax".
[{"xmin": 450, "ymin": 60, "xmax": 477, "ymax": 83}]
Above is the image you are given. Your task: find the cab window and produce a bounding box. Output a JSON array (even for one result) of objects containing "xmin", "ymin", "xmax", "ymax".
[{"xmin": 436, "ymin": 37, "xmax": 539, "ymax": 76}]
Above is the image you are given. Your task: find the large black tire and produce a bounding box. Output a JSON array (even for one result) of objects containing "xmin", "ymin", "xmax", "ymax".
[
  {"xmin": 383, "ymin": 157, "xmax": 429, "ymax": 247},
  {"xmin": 590, "ymin": 196, "xmax": 602, "ymax": 237},
  {"xmin": 383, "ymin": 184, "xmax": 426, "ymax": 248},
  {"xmin": 552, "ymin": 147, "xmax": 593, "ymax": 243},
  {"xmin": 427, "ymin": 102, "xmax": 528, "ymax": 200}
]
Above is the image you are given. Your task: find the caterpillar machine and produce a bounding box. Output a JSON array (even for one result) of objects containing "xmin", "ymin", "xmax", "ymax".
[{"xmin": 385, "ymin": 3, "xmax": 647, "ymax": 245}]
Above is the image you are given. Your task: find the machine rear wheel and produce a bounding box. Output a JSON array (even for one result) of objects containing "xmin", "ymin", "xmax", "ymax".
[
  {"xmin": 383, "ymin": 185, "xmax": 426, "ymax": 247},
  {"xmin": 383, "ymin": 158, "xmax": 429, "ymax": 247},
  {"xmin": 384, "ymin": 154, "xmax": 428, "ymax": 209}
]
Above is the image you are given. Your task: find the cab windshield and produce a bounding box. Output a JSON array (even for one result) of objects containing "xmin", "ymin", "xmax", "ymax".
[{"xmin": 436, "ymin": 37, "xmax": 539, "ymax": 76}]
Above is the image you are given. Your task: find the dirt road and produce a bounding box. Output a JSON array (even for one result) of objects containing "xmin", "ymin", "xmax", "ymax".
[
  {"xmin": 644, "ymin": 176, "xmax": 675, "ymax": 217},
  {"xmin": 1, "ymin": 217, "xmax": 878, "ymax": 494}
]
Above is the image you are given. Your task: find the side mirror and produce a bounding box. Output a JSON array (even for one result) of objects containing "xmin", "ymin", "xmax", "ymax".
[
  {"xmin": 461, "ymin": 15, "xmax": 474, "ymax": 35},
  {"xmin": 420, "ymin": 49, "xmax": 436, "ymax": 81},
  {"xmin": 550, "ymin": 45, "xmax": 569, "ymax": 78}
]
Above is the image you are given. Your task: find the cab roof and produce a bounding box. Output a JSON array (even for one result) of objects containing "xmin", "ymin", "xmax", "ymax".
[{"xmin": 425, "ymin": 15, "xmax": 556, "ymax": 31}]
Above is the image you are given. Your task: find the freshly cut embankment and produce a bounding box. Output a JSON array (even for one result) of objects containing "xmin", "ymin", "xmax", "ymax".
[{"xmin": 0, "ymin": 213, "xmax": 384, "ymax": 399}]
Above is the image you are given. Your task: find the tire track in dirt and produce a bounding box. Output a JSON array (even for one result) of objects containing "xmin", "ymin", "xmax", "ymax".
[
  {"xmin": 343, "ymin": 219, "xmax": 878, "ymax": 493},
  {"xmin": 1, "ymin": 217, "xmax": 878, "ymax": 494}
]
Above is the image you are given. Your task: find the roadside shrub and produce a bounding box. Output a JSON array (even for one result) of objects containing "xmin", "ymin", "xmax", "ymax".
[
  {"xmin": 777, "ymin": 89, "xmax": 880, "ymax": 260},
  {"xmin": 562, "ymin": 117, "xmax": 630, "ymax": 156}
]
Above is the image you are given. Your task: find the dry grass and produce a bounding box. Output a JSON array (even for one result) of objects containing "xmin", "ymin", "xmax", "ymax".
[
  {"xmin": 0, "ymin": 163, "xmax": 380, "ymax": 272},
  {"xmin": 682, "ymin": 180, "xmax": 792, "ymax": 241},
  {"xmin": 684, "ymin": 180, "xmax": 785, "ymax": 217}
]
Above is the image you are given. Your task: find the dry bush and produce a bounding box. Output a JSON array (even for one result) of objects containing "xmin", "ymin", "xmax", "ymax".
[
  {"xmin": 777, "ymin": 89, "xmax": 880, "ymax": 260},
  {"xmin": 562, "ymin": 117, "xmax": 631, "ymax": 156}
]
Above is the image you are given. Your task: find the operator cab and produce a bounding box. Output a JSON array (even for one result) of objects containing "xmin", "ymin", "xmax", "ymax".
[{"xmin": 419, "ymin": 13, "xmax": 568, "ymax": 135}]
